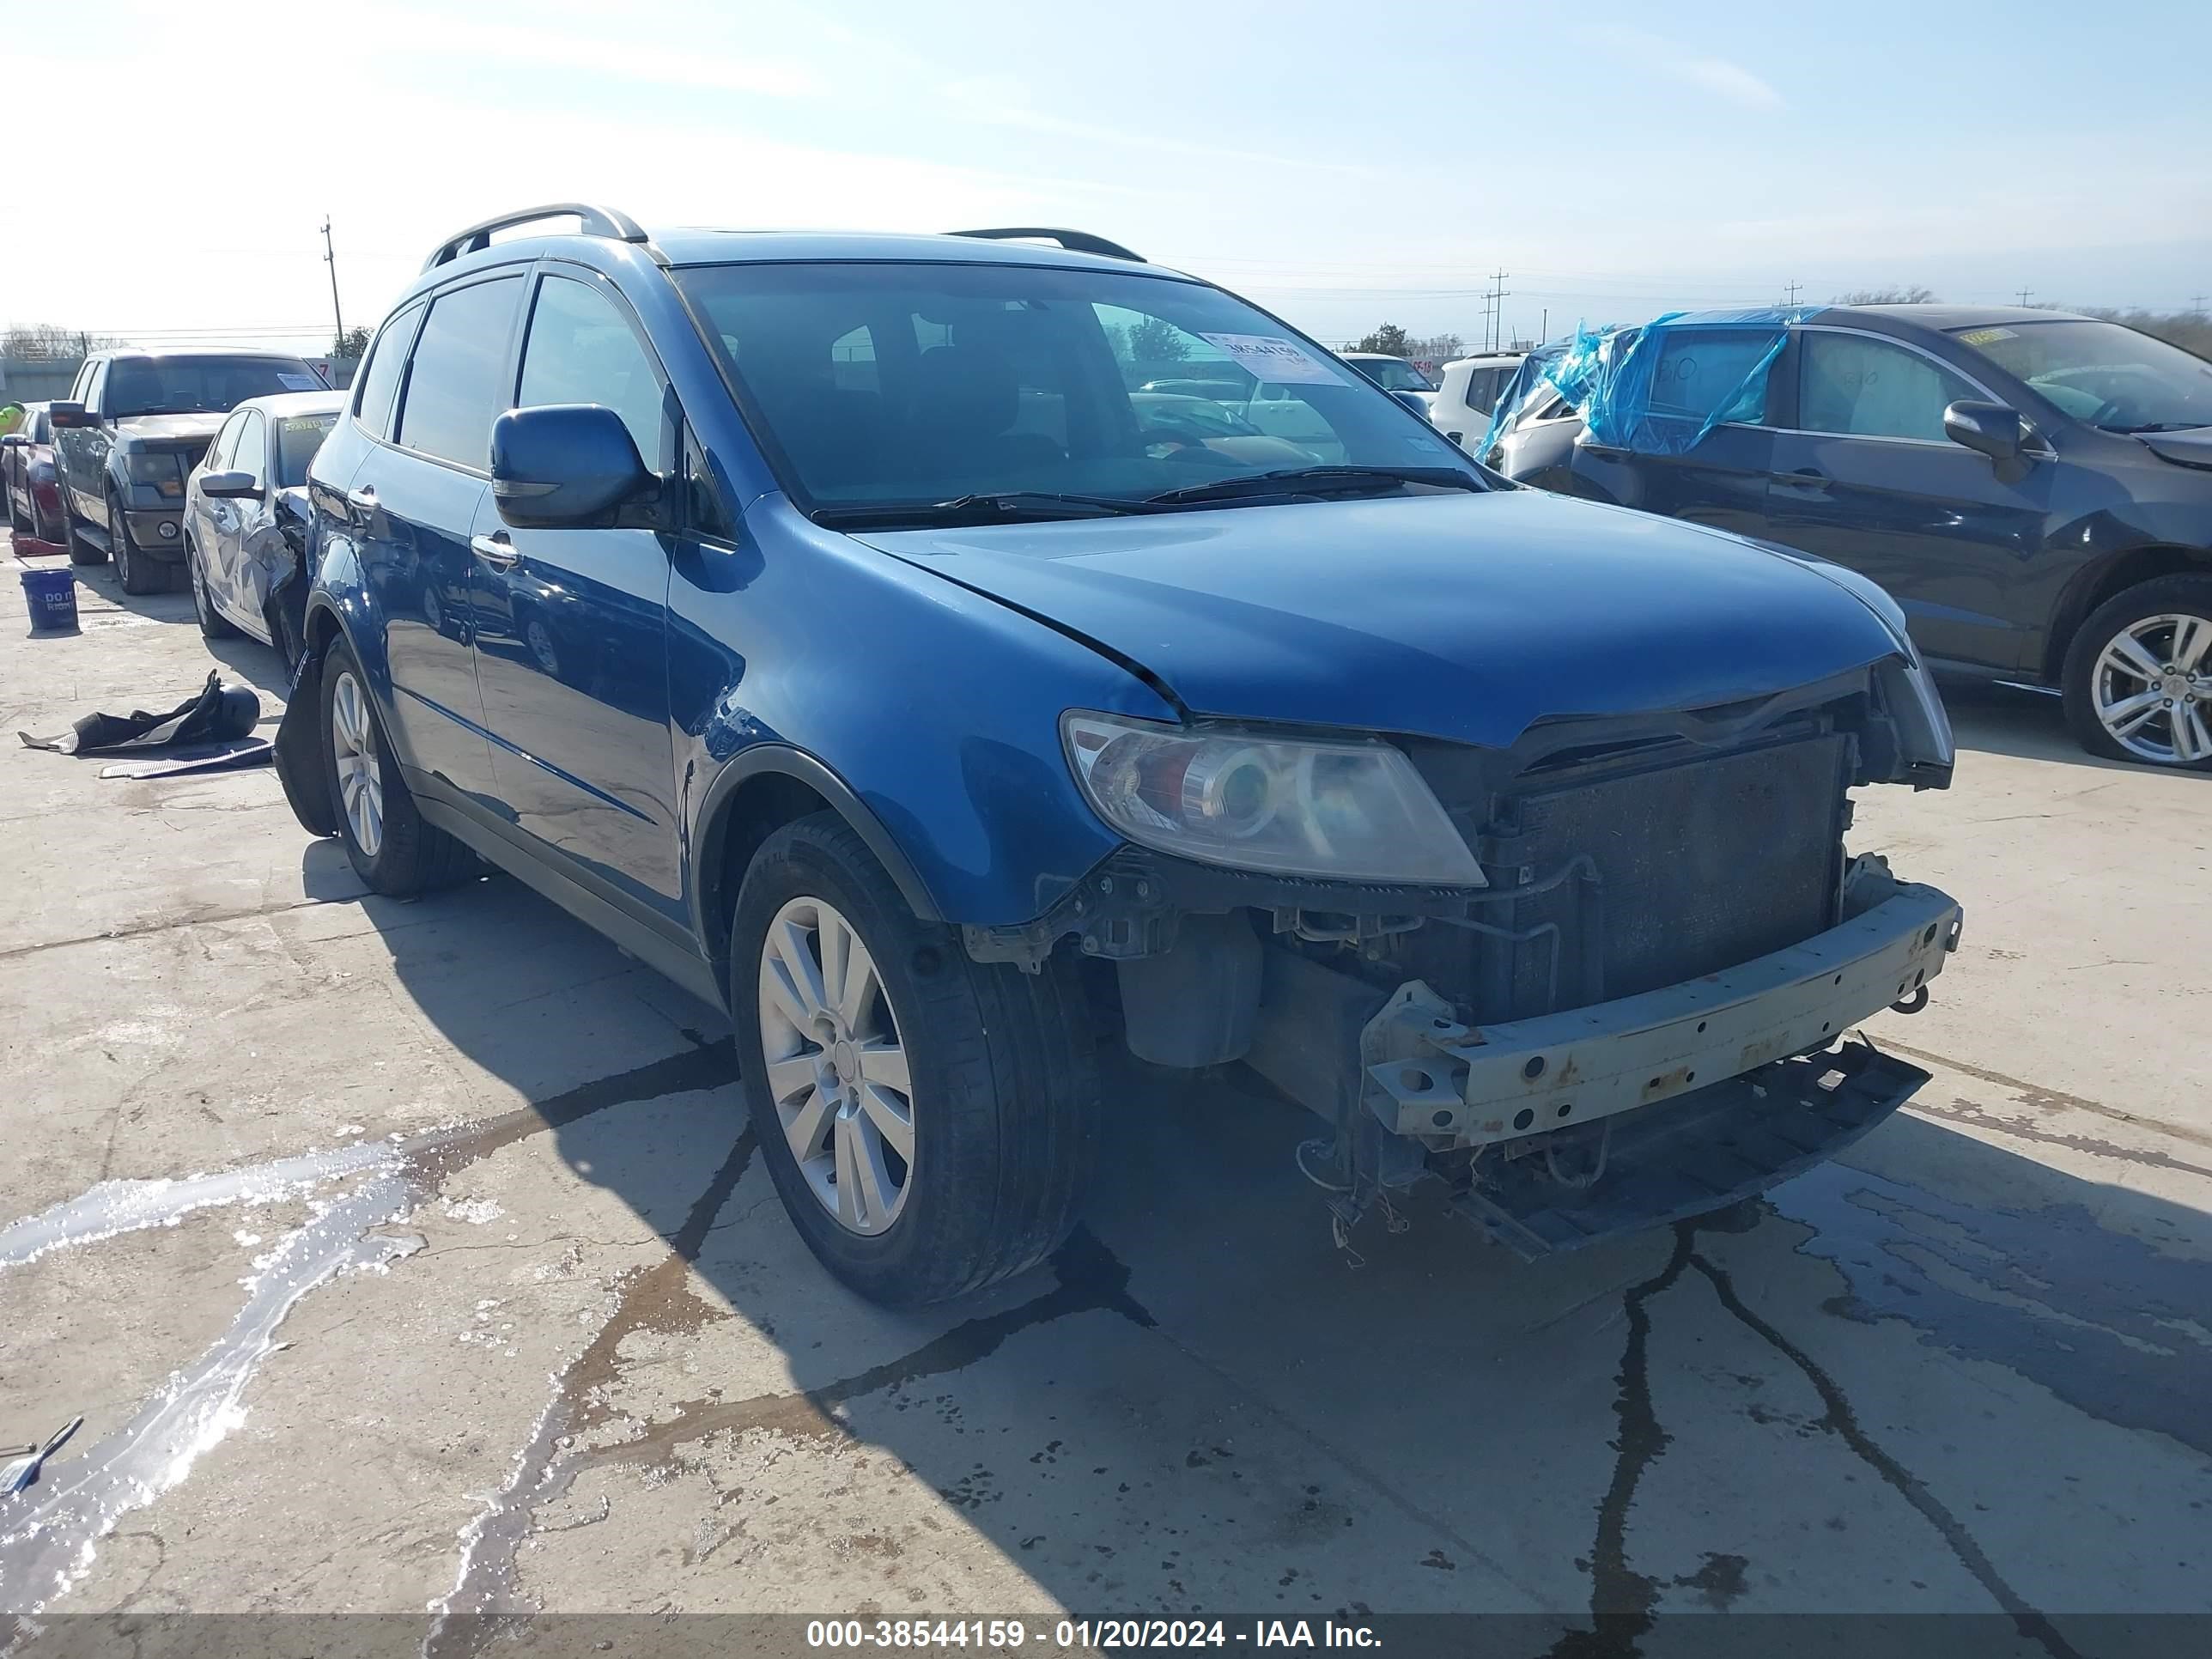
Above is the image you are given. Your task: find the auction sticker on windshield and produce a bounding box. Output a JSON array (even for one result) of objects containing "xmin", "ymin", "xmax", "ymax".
[{"xmin": 1198, "ymin": 333, "xmax": 1339, "ymax": 385}]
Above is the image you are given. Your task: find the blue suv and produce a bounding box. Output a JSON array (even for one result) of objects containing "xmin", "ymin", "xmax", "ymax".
[{"xmin": 275, "ymin": 204, "xmax": 1964, "ymax": 1307}]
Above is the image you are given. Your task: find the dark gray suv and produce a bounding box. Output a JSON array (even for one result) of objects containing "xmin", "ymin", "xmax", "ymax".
[{"xmin": 50, "ymin": 348, "xmax": 328, "ymax": 592}]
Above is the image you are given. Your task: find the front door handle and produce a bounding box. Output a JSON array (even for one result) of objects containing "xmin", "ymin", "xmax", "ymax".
[
  {"xmin": 346, "ymin": 484, "xmax": 378, "ymax": 521},
  {"xmin": 471, "ymin": 532, "xmax": 520, "ymax": 570}
]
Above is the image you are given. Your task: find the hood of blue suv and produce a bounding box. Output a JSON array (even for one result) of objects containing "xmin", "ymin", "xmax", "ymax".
[{"xmin": 856, "ymin": 489, "xmax": 1905, "ymax": 749}]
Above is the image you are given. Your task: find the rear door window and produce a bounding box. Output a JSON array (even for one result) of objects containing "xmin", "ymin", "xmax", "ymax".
[
  {"xmin": 354, "ymin": 301, "xmax": 426, "ymax": 441},
  {"xmin": 394, "ymin": 276, "xmax": 524, "ymax": 469},
  {"xmin": 1647, "ymin": 329, "xmax": 1779, "ymax": 425}
]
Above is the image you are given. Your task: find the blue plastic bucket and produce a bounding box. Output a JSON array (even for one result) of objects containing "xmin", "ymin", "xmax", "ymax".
[{"xmin": 21, "ymin": 566, "xmax": 79, "ymax": 631}]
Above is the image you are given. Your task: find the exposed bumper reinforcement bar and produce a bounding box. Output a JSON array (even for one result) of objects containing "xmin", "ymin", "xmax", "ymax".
[
  {"xmin": 1364, "ymin": 882, "xmax": 1962, "ymax": 1147},
  {"xmin": 1455, "ymin": 1040, "xmax": 1928, "ymax": 1259}
]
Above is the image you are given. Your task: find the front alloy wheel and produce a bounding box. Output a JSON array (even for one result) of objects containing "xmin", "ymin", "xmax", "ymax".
[
  {"xmin": 758, "ymin": 896, "xmax": 915, "ymax": 1236},
  {"xmin": 2091, "ymin": 611, "xmax": 2212, "ymax": 765},
  {"xmin": 329, "ymin": 667, "xmax": 385, "ymax": 858}
]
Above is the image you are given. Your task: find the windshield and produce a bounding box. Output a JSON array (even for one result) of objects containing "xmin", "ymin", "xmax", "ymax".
[
  {"xmin": 1352, "ymin": 357, "xmax": 1433, "ymax": 392},
  {"xmin": 274, "ymin": 410, "xmax": 337, "ymax": 487},
  {"xmin": 672, "ymin": 262, "xmax": 1474, "ymax": 519},
  {"xmin": 105, "ymin": 356, "xmax": 325, "ymax": 418},
  {"xmin": 1950, "ymin": 320, "xmax": 2212, "ymax": 433}
]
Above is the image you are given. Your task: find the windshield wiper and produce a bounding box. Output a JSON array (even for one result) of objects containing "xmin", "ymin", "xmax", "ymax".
[
  {"xmin": 2108, "ymin": 421, "xmax": 2208, "ymax": 434},
  {"xmin": 1143, "ymin": 465, "xmax": 1485, "ymax": 506},
  {"xmin": 812, "ymin": 491, "xmax": 1152, "ymax": 529}
]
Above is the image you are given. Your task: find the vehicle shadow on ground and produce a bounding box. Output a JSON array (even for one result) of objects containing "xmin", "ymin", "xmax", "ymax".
[
  {"xmin": 337, "ymin": 852, "xmax": 2212, "ymax": 1620},
  {"xmin": 1942, "ymin": 678, "xmax": 2208, "ymax": 780},
  {"xmin": 63, "ymin": 556, "xmax": 197, "ymax": 626}
]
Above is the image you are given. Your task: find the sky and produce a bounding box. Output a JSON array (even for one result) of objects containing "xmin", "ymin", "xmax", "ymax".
[{"xmin": 5, "ymin": 0, "xmax": 2209, "ymax": 360}]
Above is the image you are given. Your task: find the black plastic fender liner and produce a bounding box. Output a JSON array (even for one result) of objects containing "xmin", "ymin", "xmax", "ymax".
[
  {"xmin": 272, "ymin": 634, "xmax": 338, "ymax": 839},
  {"xmin": 1455, "ymin": 1040, "xmax": 1929, "ymax": 1259}
]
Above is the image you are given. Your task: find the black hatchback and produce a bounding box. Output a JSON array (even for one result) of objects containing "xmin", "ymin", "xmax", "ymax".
[{"xmin": 1488, "ymin": 305, "xmax": 2212, "ymax": 769}]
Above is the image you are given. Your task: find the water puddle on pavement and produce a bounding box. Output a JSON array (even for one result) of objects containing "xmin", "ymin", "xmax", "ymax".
[
  {"xmin": 0, "ymin": 1040, "xmax": 738, "ymax": 1618},
  {"xmin": 1776, "ymin": 1162, "xmax": 2212, "ymax": 1457}
]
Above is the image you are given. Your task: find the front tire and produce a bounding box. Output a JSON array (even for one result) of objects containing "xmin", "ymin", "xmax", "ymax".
[
  {"xmin": 732, "ymin": 812, "xmax": 1101, "ymax": 1308},
  {"xmin": 2062, "ymin": 574, "xmax": 2212, "ymax": 769},
  {"xmin": 186, "ymin": 535, "xmax": 239, "ymax": 639},
  {"xmin": 319, "ymin": 637, "xmax": 474, "ymax": 894},
  {"xmin": 108, "ymin": 490, "xmax": 165, "ymax": 594}
]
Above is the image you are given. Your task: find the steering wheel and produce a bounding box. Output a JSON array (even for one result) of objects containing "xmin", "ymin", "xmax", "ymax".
[{"xmin": 1139, "ymin": 413, "xmax": 1222, "ymax": 451}]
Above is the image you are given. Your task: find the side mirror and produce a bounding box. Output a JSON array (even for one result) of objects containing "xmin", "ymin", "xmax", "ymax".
[
  {"xmin": 199, "ymin": 469, "xmax": 259, "ymax": 498},
  {"xmin": 1, "ymin": 434, "xmax": 24, "ymax": 449},
  {"xmin": 489, "ymin": 404, "xmax": 653, "ymax": 529},
  {"xmin": 48, "ymin": 401, "xmax": 92, "ymax": 428},
  {"xmin": 1943, "ymin": 399, "xmax": 2025, "ymax": 462},
  {"xmin": 1390, "ymin": 390, "xmax": 1431, "ymax": 416}
]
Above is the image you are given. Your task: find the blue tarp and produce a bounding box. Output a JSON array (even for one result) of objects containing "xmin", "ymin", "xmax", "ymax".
[{"xmin": 1477, "ymin": 305, "xmax": 1826, "ymax": 465}]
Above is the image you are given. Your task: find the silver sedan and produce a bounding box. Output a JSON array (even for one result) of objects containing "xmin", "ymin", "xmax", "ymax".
[{"xmin": 181, "ymin": 390, "xmax": 343, "ymax": 647}]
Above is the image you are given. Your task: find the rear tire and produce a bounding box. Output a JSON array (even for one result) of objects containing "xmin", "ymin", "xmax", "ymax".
[
  {"xmin": 732, "ymin": 812, "xmax": 1101, "ymax": 1308},
  {"xmin": 319, "ymin": 636, "xmax": 475, "ymax": 895},
  {"xmin": 109, "ymin": 490, "xmax": 165, "ymax": 594},
  {"xmin": 186, "ymin": 535, "xmax": 239, "ymax": 639},
  {"xmin": 2062, "ymin": 574, "xmax": 2212, "ymax": 770}
]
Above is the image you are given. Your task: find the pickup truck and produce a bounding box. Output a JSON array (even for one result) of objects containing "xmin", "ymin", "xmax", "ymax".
[{"xmin": 51, "ymin": 349, "xmax": 327, "ymax": 592}]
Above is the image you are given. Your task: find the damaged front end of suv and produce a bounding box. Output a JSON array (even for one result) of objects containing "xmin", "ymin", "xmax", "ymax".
[{"xmin": 967, "ymin": 604, "xmax": 1961, "ymax": 1260}]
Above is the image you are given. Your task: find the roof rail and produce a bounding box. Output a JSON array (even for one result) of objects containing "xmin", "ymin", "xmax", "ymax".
[
  {"xmin": 422, "ymin": 203, "xmax": 649, "ymax": 272},
  {"xmin": 946, "ymin": 227, "xmax": 1145, "ymax": 263}
]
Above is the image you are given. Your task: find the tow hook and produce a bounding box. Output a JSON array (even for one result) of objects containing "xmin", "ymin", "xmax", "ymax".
[{"xmin": 1890, "ymin": 985, "xmax": 1930, "ymax": 1015}]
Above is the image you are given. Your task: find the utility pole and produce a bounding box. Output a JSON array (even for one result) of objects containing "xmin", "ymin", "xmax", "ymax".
[
  {"xmin": 321, "ymin": 217, "xmax": 345, "ymax": 350},
  {"xmin": 1783, "ymin": 280, "xmax": 1802, "ymax": 307},
  {"xmin": 2015, "ymin": 286, "xmax": 2033, "ymax": 307},
  {"xmin": 1484, "ymin": 270, "xmax": 1510, "ymax": 352},
  {"xmin": 1540, "ymin": 307, "xmax": 1547, "ymax": 343},
  {"xmin": 2192, "ymin": 294, "xmax": 2209, "ymax": 316}
]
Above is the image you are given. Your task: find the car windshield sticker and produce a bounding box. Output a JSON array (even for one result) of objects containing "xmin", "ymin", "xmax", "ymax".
[
  {"xmin": 1954, "ymin": 327, "xmax": 2017, "ymax": 347},
  {"xmin": 1197, "ymin": 333, "xmax": 1339, "ymax": 386},
  {"xmin": 283, "ymin": 416, "xmax": 336, "ymax": 434},
  {"xmin": 276, "ymin": 373, "xmax": 322, "ymax": 392}
]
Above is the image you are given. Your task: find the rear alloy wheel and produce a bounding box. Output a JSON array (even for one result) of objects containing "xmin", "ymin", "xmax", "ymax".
[
  {"xmin": 186, "ymin": 536, "xmax": 238, "ymax": 640},
  {"xmin": 2063, "ymin": 574, "xmax": 2212, "ymax": 769},
  {"xmin": 732, "ymin": 812, "xmax": 1100, "ymax": 1308}
]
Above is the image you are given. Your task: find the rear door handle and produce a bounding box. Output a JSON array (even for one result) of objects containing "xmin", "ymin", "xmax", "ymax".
[
  {"xmin": 1778, "ymin": 467, "xmax": 1829, "ymax": 488},
  {"xmin": 471, "ymin": 532, "xmax": 519, "ymax": 569}
]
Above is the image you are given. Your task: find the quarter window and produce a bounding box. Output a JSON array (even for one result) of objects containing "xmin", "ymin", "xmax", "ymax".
[
  {"xmin": 354, "ymin": 301, "xmax": 425, "ymax": 441},
  {"xmin": 395, "ymin": 276, "xmax": 524, "ymax": 468},
  {"xmin": 1797, "ymin": 332, "xmax": 1978, "ymax": 442},
  {"xmin": 516, "ymin": 275, "xmax": 667, "ymax": 465}
]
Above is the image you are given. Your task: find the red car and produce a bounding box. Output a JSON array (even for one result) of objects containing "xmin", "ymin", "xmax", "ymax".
[{"xmin": 3, "ymin": 402, "xmax": 66, "ymax": 547}]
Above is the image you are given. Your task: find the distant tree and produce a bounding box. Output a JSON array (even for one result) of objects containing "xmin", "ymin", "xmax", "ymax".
[
  {"xmin": 1127, "ymin": 315, "xmax": 1188, "ymax": 364},
  {"xmin": 1407, "ymin": 331, "xmax": 1465, "ymax": 364},
  {"xmin": 1356, "ymin": 322, "xmax": 1413, "ymax": 356},
  {"xmin": 2, "ymin": 323, "xmax": 123, "ymax": 359},
  {"xmin": 331, "ymin": 325, "xmax": 371, "ymax": 361},
  {"xmin": 2081, "ymin": 307, "xmax": 2212, "ymax": 359},
  {"xmin": 1831, "ymin": 286, "xmax": 1938, "ymax": 305}
]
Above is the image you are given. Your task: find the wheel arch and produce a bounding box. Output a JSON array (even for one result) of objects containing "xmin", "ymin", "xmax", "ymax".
[
  {"xmin": 2045, "ymin": 544, "xmax": 2212, "ymax": 684},
  {"xmin": 691, "ymin": 746, "xmax": 945, "ymax": 1003}
]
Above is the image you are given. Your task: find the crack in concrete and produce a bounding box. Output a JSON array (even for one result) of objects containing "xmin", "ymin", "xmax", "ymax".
[
  {"xmin": 1908, "ymin": 1097, "xmax": 2212, "ymax": 1181},
  {"xmin": 1881, "ymin": 1039, "xmax": 2212, "ymax": 1153},
  {"xmin": 0, "ymin": 896, "xmax": 356, "ymax": 964},
  {"xmin": 1550, "ymin": 1218, "xmax": 2082, "ymax": 1659}
]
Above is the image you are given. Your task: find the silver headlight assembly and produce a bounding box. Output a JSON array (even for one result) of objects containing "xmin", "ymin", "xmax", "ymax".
[{"xmin": 1061, "ymin": 712, "xmax": 1486, "ymax": 887}]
